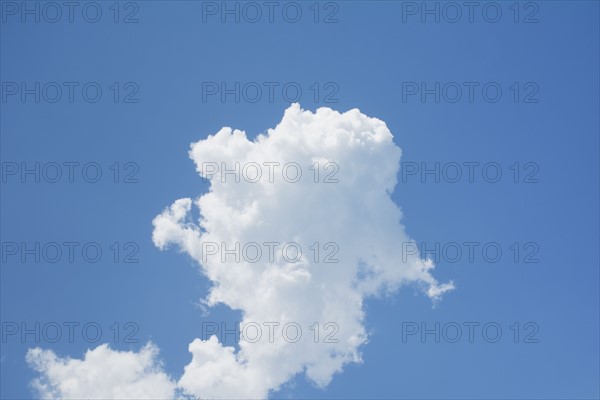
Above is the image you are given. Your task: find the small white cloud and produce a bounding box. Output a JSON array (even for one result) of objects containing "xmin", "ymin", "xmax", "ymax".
[{"xmin": 26, "ymin": 343, "xmax": 176, "ymax": 399}]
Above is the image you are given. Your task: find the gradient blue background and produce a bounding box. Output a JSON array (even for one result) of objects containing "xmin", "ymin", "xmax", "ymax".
[{"xmin": 1, "ymin": 1, "xmax": 599, "ymax": 398}]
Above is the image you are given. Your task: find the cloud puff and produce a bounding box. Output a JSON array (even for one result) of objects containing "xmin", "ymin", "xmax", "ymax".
[
  {"xmin": 27, "ymin": 104, "xmax": 453, "ymax": 399},
  {"xmin": 26, "ymin": 343, "xmax": 176, "ymax": 399},
  {"xmin": 154, "ymin": 103, "xmax": 454, "ymax": 398}
]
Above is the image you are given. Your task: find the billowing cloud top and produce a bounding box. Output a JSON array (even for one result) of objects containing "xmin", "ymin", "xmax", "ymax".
[{"xmin": 28, "ymin": 104, "xmax": 454, "ymax": 399}]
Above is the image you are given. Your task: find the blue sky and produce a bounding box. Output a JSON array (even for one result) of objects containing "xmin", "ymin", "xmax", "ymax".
[{"xmin": 1, "ymin": 1, "xmax": 599, "ymax": 398}]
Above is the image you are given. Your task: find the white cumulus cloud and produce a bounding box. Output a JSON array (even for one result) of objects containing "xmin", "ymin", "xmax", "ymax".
[
  {"xmin": 27, "ymin": 104, "xmax": 453, "ymax": 399},
  {"xmin": 26, "ymin": 343, "xmax": 176, "ymax": 399}
]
